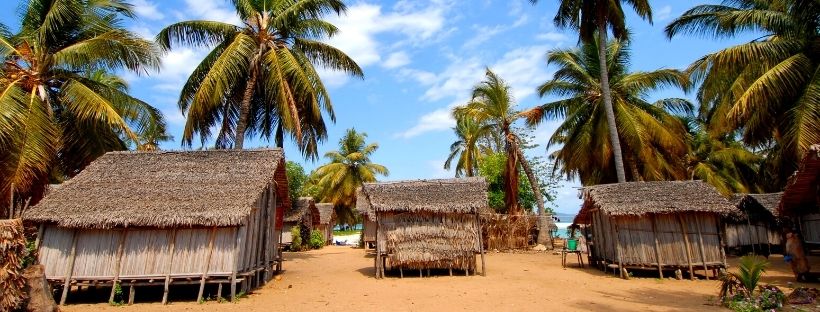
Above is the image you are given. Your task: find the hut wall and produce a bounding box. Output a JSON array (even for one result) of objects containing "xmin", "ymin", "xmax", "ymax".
[
  {"xmin": 376, "ymin": 212, "xmax": 479, "ymax": 270},
  {"xmin": 724, "ymin": 223, "xmax": 781, "ymax": 247},
  {"xmin": 363, "ymin": 218, "xmax": 376, "ymax": 242},
  {"xmin": 589, "ymin": 212, "xmax": 724, "ymax": 268},
  {"xmin": 800, "ymin": 213, "xmax": 820, "ymax": 244}
]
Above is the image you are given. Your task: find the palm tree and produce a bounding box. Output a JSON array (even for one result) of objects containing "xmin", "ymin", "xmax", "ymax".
[
  {"xmin": 312, "ymin": 129, "xmax": 388, "ymax": 224},
  {"xmin": 444, "ymin": 116, "xmax": 494, "ymax": 177},
  {"xmin": 530, "ymin": 0, "xmax": 653, "ymax": 183},
  {"xmin": 0, "ymin": 0, "xmax": 165, "ymax": 209},
  {"xmin": 522, "ymin": 39, "xmax": 691, "ymax": 185},
  {"xmin": 685, "ymin": 120, "xmax": 762, "ymax": 195},
  {"xmin": 666, "ymin": 0, "xmax": 820, "ymax": 188},
  {"xmin": 157, "ymin": 0, "xmax": 363, "ymax": 157}
]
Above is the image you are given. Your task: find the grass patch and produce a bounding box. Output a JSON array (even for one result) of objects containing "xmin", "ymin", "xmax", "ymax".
[{"xmin": 333, "ymin": 230, "xmax": 361, "ymax": 236}]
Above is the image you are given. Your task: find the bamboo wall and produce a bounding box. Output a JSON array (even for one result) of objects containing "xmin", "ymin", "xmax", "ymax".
[
  {"xmin": 724, "ymin": 223, "xmax": 781, "ymax": 247},
  {"xmin": 363, "ymin": 218, "xmax": 376, "ymax": 243},
  {"xmin": 588, "ymin": 211, "xmax": 725, "ymax": 269},
  {"xmin": 376, "ymin": 212, "xmax": 480, "ymax": 270},
  {"xmin": 37, "ymin": 184, "xmax": 282, "ymax": 304}
]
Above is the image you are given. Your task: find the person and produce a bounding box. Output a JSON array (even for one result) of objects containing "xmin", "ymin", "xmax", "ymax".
[{"xmin": 785, "ymin": 231, "xmax": 811, "ymax": 281}]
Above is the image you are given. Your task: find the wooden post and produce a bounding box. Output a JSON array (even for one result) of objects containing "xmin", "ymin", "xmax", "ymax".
[
  {"xmin": 109, "ymin": 230, "xmax": 127, "ymax": 304},
  {"xmin": 162, "ymin": 229, "xmax": 177, "ymax": 305},
  {"xmin": 716, "ymin": 216, "xmax": 728, "ymax": 269},
  {"xmin": 34, "ymin": 224, "xmax": 44, "ymax": 253},
  {"xmin": 399, "ymin": 267, "xmax": 403, "ymax": 278},
  {"xmin": 475, "ymin": 212, "xmax": 486, "ymax": 276},
  {"xmin": 60, "ymin": 230, "xmax": 79, "ymax": 305},
  {"xmin": 677, "ymin": 215, "xmax": 695, "ymax": 280},
  {"xmin": 128, "ymin": 284, "xmax": 135, "ymax": 305},
  {"xmin": 231, "ymin": 226, "xmax": 242, "ymax": 302},
  {"xmin": 375, "ymin": 216, "xmax": 381, "ymax": 279},
  {"xmin": 694, "ymin": 214, "xmax": 710, "ymax": 280},
  {"xmin": 650, "ymin": 215, "xmax": 664, "ymax": 278},
  {"xmin": 198, "ymin": 227, "xmax": 218, "ymax": 302},
  {"xmin": 746, "ymin": 218, "xmax": 756, "ymax": 254},
  {"xmin": 614, "ymin": 222, "xmax": 624, "ymax": 279}
]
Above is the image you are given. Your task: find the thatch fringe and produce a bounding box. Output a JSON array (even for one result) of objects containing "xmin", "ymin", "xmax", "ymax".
[
  {"xmin": 1, "ymin": 219, "xmax": 27, "ymax": 310},
  {"xmin": 481, "ymin": 214, "xmax": 539, "ymax": 251},
  {"xmin": 358, "ymin": 177, "xmax": 488, "ymax": 219},
  {"xmin": 381, "ymin": 213, "xmax": 479, "ymax": 270}
]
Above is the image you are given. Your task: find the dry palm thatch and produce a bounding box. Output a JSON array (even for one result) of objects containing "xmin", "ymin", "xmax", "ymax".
[
  {"xmin": 1, "ymin": 219, "xmax": 27, "ymax": 311},
  {"xmin": 286, "ymin": 197, "xmax": 316, "ymax": 224},
  {"xmin": 356, "ymin": 177, "xmax": 488, "ymax": 220},
  {"xmin": 726, "ymin": 193, "xmax": 783, "ymax": 223},
  {"xmin": 576, "ymin": 180, "xmax": 735, "ymax": 223},
  {"xmin": 315, "ymin": 203, "xmax": 335, "ymax": 225},
  {"xmin": 779, "ymin": 144, "xmax": 820, "ymax": 217},
  {"xmin": 24, "ymin": 149, "xmax": 289, "ymax": 228}
]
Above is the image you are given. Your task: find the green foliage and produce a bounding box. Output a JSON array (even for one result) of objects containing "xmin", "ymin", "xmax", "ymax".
[
  {"xmin": 290, "ymin": 226, "xmax": 302, "ymax": 251},
  {"xmin": 477, "ymin": 152, "xmax": 556, "ymax": 214},
  {"xmin": 110, "ymin": 282, "xmax": 124, "ymax": 306},
  {"xmin": 286, "ymin": 161, "xmax": 308, "ymax": 203},
  {"xmin": 21, "ymin": 239, "xmax": 36, "ymax": 269},
  {"xmin": 719, "ymin": 255, "xmax": 782, "ymax": 311},
  {"xmin": 309, "ymin": 230, "xmax": 324, "ymax": 249}
]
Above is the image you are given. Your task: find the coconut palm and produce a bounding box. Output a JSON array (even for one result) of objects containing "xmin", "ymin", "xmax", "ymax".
[
  {"xmin": 454, "ymin": 69, "xmax": 547, "ymax": 218},
  {"xmin": 685, "ymin": 120, "xmax": 762, "ymax": 195},
  {"xmin": 312, "ymin": 129, "xmax": 388, "ymax": 224},
  {"xmin": 666, "ymin": 0, "xmax": 820, "ymax": 188},
  {"xmin": 522, "ymin": 39, "xmax": 691, "ymax": 185},
  {"xmin": 530, "ymin": 0, "xmax": 653, "ymax": 183},
  {"xmin": 444, "ymin": 116, "xmax": 494, "ymax": 177},
  {"xmin": 0, "ymin": 0, "xmax": 164, "ymax": 209},
  {"xmin": 157, "ymin": 0, "xmax": 363, "ymax": 157}
]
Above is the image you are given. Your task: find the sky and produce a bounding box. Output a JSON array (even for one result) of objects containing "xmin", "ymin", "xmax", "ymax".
[{"xmin": 0, "ymin": 0, "xmax": 755, "ymax": 216}]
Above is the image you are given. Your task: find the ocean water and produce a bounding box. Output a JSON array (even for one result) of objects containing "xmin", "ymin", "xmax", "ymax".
[{"xmin": 554, "ymin": 222, "xmax": 573, "ymax": 238}]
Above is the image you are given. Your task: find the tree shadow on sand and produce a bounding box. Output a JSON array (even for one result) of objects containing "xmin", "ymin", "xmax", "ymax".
[{"xmin": 568, "ymin": 288, "xmax": 723, "ymax": 311}]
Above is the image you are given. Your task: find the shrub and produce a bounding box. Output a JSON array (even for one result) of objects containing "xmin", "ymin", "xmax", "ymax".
[
  {"xmin": 309, "ymin": 230, "xmax": 324, "ymax": 249},
  {"xmin": 290, "ymin": 226, "xmax": 302, "ymax": 251},
  {"xmin": 718, "ymin": 255, "xmax": 783, "ymax": 311}
]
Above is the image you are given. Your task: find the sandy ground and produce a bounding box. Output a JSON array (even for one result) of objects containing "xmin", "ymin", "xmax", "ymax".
[{"xmin": 60, "ymin": 247, "xmax": 820, "ymax": 312}]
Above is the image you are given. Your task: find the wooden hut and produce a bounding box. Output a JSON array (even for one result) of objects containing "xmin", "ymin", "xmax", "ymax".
[
  {"xmin": 723, "ymin": 193, "xmax": 783, "ymax": 255},
  {"xmin": 357, "ymin": 177, "xmax": 488, "ymax": 278},
  {"xmin": 314, "ymin": 203, "xmax": 336, "ymax": 245},
  {"xmin": 574, "ymin": 181, "xmax": 735, "ymax": 279},
  {"xmin": 779, "ymin": 144, "xmax": 820, "ymax": 247},
  {"xmin": 23, "ymin": 149, "xmax": 290, "ymax": 305},
  {"xmin": 281, "ymin": 197, "xmax": 317, "ymax": 245}
]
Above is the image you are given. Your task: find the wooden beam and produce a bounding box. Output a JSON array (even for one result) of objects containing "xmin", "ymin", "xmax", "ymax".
[
  {"xmin": 60, "ymin": 229, "xmax": 79, "ymax": 305},
  {"xmin": 475, "ymin": 211, "xmax": 486, "ymax": 276},
  {"xmin": 677, "ymin": 215, "xmax": 695, "ymax": 280},
  {"xmin": 231, "ymin": 226, "xmax": 243, "ymax": 302},
  {"xmin": 109, "ymin": 230, "xmax": 128, "ymax": 304},
  {"xmin": 715, "ymin": 215, "xmax": 728, "ymax": 268},
  {"xmin": 694, "ymin": 214, "xmax": 710, "ymax": 280},
  {"xmin": 162, "ymin": 229, "xmax": 177, "ymax": 305},
  {"xmin": 198, "ymin": 227, "xmax": 218, "ymax": 302},
  {"xmin": 34, "ymin": 224, "xmax": 45, "ymax": 256},
  {"xmin": 650, "ymin": 214, "xmax": 664, "ymax": 278}
]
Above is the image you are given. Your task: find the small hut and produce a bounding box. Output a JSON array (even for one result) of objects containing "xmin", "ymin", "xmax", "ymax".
[
  {"xmin": 281, "ymin": 197, "xmax": 317, "ymax": 245},
  {"xmin": 779, "ymin": 144, "xmax": 820, "ymax": 247},
  {"xmin": 24, "ymin": 149, "xmax": 290, "ymax": 305},
  {"xmin": 314, "ymin": 203, "xmax": 336, "ymax": 245},
  {"xmin": 574, "ymin": 180, "xmax": 735, "ymax": 279},
  {"xmin": 357, "ymin": 177, "xmax": 488, "ymax": 278},
  {"xmin": 723, "ymin": 193, "xmax": 783, "ymax": 255}
]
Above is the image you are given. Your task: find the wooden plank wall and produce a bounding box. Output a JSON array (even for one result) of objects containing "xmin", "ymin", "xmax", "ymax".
[
  {"xmin": 801, "ymin": 213, "xmax": 820, "ymax": 244},
  {"xmin": 724, "ymin": 224, "xmax": 781, "ymax": 247}
]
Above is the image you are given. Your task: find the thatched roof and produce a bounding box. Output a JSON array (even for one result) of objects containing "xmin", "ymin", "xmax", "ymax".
[
  {"xmin": 357, "ymin": 177, "xmax": 488, "ymax": 219},
  {"xmin": 575, "ymin": 181, "xmax": 734, "ymax": 223},
  {"xmin": 25, "ymin": 149, "xmax": 289, "ymax": 229},
  {"xmin": 286, "ymin": 197, "xmax": 315, "ymax": 223},
  {"xmin": 315, "ymin": 203, "xmax": 335, "ymax": 224},
  {"xmin": 779, "ymin": 144, "xmax": 820, "ymax": 216},
  {"xmin": 726, "ymin": 193, "xmax": 783, "ymax": 223}
]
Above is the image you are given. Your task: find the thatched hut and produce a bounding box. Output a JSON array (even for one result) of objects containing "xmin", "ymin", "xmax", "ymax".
[
  {"xmin": 281, "ymin": 197, "xmax": 317, "ymax": 245},
  {"xmin": 24, "ymin": 149, "xmax": 290, "ymax": 305},
  {"xmin": 723, "ymin": 193, "xmax": 783, "ymax": 255},
  {"xmin": 574, "ymin": 181, "xmax": 734, "ymax": 279},
  {"xmin": 779, "ymin": 144, "xmax": 820, "ymax": 246},
  {"xmin": 357, "ymin": 177, "xmax": 488, "ymax": 278},
  {"xmin": 314, "ymin": 203, "xmax": 335, "ymax": 245}
]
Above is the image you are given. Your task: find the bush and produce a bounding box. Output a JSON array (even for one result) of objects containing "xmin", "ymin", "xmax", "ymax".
[
  {"xmin": 290, "ymin": 226, "xmax": 302, "ymax": 251},
  {"xmin": 719, "ymin": 255, "xmax": 783, "ymax": 311},
  {"xmin": 309, "ymin": 230, "xmax": 324, "ymax": 249}
]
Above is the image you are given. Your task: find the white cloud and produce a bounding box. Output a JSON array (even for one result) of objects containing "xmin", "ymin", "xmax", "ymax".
[
  {"xmin": 398, "ymin": 107, "xmax": 456, "ymax": 138},
  {"xmin": 382, "ymin": 51, "xmax": 411, "ymax": 69},
  {"xmin": 462, "ymin": 24, "xmax": 507, "ymax": 49},
  {"xmin": 397, "ymin": 68, "xmax": 437, "ymax": 85},
  {"xmin": 421, "ymin": 57, "xmax": 485, "ymax": 102},
  {"xmin": 131, "ymin": 0, "xmax": 164, "ymax": 20},
  {"xmin": 182, "ymin": 0, "xmax": 241, "ymax": 25},
  {"xmin": 492, "ymin": 45, "xmax": 551, "ymax": 100},
  {"xmin": 656, "ymin": 5, "xmax": 673, "ymax": 22}
]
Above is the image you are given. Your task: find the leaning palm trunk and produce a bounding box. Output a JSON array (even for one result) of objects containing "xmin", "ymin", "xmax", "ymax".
[
  {"xmin": 596, "ymin": 23, "xmax": 626, "ymax": 183},
  {"xmin": 514, "ymin": 144, "xmax": 551, "ymax": 246},
  {"xmin": 504, "ymin": 131, "xmax": 520, "ymax": 215}
]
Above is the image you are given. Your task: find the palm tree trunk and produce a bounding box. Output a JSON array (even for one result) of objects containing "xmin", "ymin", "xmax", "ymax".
[
  {"xmin": 514, "ymin": 144, "xmax": 551, "ymax": 246},
  {"xmin": 504, "ymin": 130, "xmax": 520, "ymax": 215},
  {"xmin": 596, "ymin": 23, "xmax": 627, "ymax": 183},
  {"xmin": 234, "ymin": 69, "xmax": 259, "ymax": 150}
]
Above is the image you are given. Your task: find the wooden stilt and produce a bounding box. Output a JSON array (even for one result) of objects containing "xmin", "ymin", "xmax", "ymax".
[
  {"xmin": 449, "ymin": 268, "xmax": 453, "ymax": 276},
  {"xmin": 716, "ymin": 216, "xmax": 728, "ymax": 269},
  {"xmin": 128, "ymin": 284, "xmax": 135, "ymax": 305},
  {"xmin": 650, "ymin": 215, "xmax": 664, "ymax": 278},
  {"xmin": 677, "ymin": 215, "xmax": 695, "ymax": 280},
  {"xmin": 694, "ymin": 214, "xmax": 710, "ymax": 280},
  {"xmin": 475, "ymin": 212, "xmax": 486, "ymax": 276},
  {"xmin": 109, "ymin": 230, "xmax": 128, "ymax": 304},
  {"xmin": 198, "ymin": 227, "xmax": 218, "ymax": 302},
  {"xmin": 34, "ymin": 224, "xmax": 44, "ymax": 252},
  {"xmin": 427, "ymin": 269, "xmax": 430, "ymax": 277},
  {"xmin": 614, "ymin": 223, "xmax": 624, "ymax": 279},
  {"xmin": 162, "ymin": 229, "xmax": 177, "ymax": 305},
  {"xmin": 60, "ymin": 230, "xmax": 79, "ymax": 305},
  {"xmin": 217, "ymin": 283, "xmax": 223, "ymax": 300},
  {"xmin": 399, "ymin": 267, "xmax": 403, "ymax": 278},
  {"xmin": 420, "ymin": 269, "xmax": 423, "ymax": 278}
]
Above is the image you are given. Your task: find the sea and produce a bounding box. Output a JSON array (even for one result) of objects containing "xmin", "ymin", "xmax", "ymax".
[{"xmin": 552, "ymin": 213, "xmax": 577, "ymax": 239}]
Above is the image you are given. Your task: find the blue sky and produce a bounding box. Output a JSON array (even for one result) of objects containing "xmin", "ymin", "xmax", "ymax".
[{"xmin": 0, "ymin": 0, "xmax": 754, "ymax": 216}]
